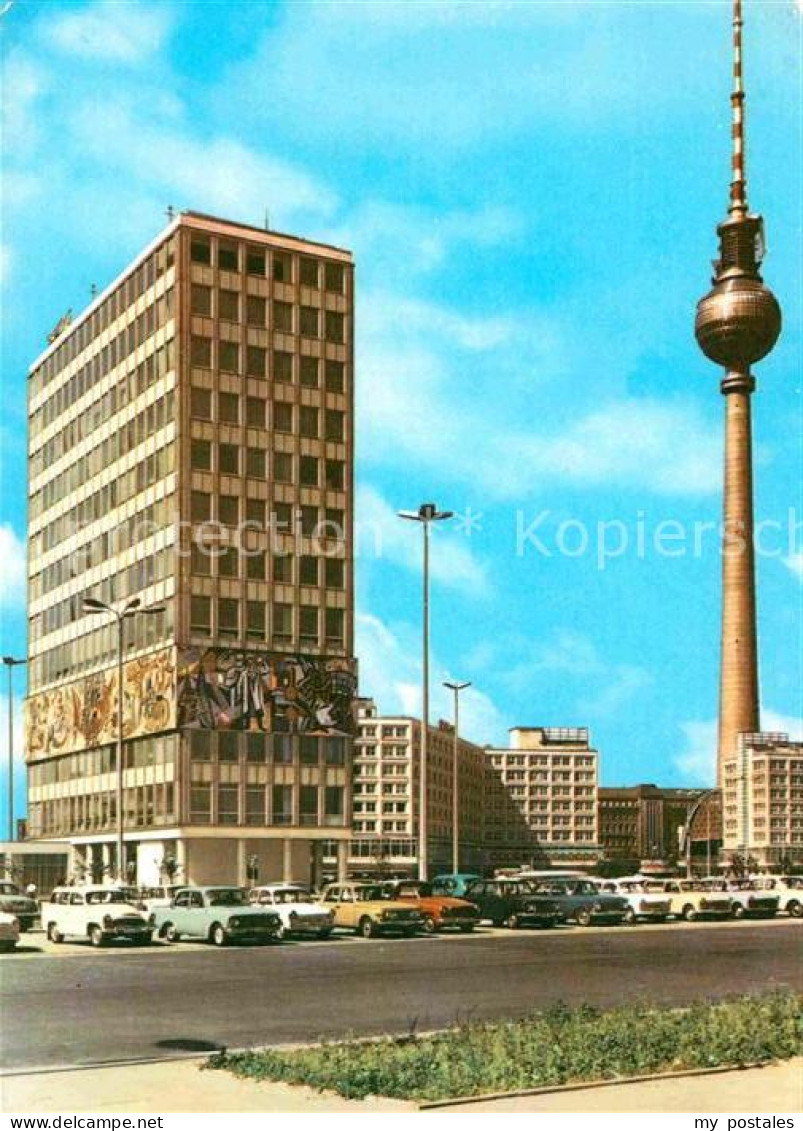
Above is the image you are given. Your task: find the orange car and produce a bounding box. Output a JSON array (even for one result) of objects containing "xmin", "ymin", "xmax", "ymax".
[{"xmin": 380, "ymin": 879, "xmax": 479, "ymax": 933}]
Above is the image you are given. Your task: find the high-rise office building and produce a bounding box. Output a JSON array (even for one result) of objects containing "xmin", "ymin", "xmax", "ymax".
[
  {"xmin": 721, "ymin": 732, "xmax": 803, "ymax": 868},
  {"xmin": 24, "ymin": 211, "xmax": 356, "ymax": 887}
]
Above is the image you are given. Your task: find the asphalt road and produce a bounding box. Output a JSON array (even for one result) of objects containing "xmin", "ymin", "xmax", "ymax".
[{"xmin": 2, "ymin": 920, "xmax": 799, "ymax": 1072}]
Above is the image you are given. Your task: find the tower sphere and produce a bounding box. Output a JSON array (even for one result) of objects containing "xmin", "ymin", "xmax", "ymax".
[{"xmin": 695, "ymin": 272, "xmax": 782, "ymax": 370}]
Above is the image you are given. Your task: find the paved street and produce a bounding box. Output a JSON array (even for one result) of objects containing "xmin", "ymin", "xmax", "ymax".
[{"xmin": 1, "ymin": 919, "xmax": 798, "ymax": 1072}]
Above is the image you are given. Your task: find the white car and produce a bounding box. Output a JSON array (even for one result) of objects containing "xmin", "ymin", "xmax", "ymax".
[
  {"xmin": 248, "ymin": 884, "xmax": 334, "ymax": 939},
  {"xmin": 139, "ymin": 884, "xmax": 184, "ymax": 912},
  {"xmin": 0, "ymin": 911, "xmax": 20, "ymax": 952},
  {"xmin": 751, "ymin": 875, "xmax": 803, "ymax": 918},
  {"xmin": 45, "ymin": 886, "xmax": 153, "ymax": 947},
  {"xmin": 704, "ymin": 878, "xmax": 778, "ymax": 919},
  {"xmin": 594, "ymin": 878, "xmax": 672, "ymax": 924}
]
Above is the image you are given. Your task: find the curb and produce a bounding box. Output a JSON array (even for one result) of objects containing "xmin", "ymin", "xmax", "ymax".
[{"xmin": 417, "ymin": 1059, "xmax": 777, "ymax": 1110}]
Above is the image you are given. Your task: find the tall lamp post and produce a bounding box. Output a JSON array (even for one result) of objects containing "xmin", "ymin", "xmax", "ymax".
[
  {"xmin": 83, "ymin": 597, "xmax": 164, "ymax": 880},
  {"xmin": 398, "ymin": 503, "xmax": 453, "ymax": 881},
  {"xmin": 3, "ymin": 656, "xmax": 27, "ymax": 842},
  {"xmin": 443, "ymin": 680, "xmax": 470, "ymax": 875}
]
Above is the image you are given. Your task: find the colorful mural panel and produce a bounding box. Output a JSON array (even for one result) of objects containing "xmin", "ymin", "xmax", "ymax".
[
  {"xmin": 176, "ymin": 648, "xmax": 357, "ymax": 736},
  {"xmin": 25, "ymin": 647, "xmax": 176, "ymax": 762}
]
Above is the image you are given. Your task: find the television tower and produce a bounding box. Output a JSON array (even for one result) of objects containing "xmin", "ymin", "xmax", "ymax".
[{"xmin": 695, "ymin": 0, "xmax": 782, "ymax": 785}]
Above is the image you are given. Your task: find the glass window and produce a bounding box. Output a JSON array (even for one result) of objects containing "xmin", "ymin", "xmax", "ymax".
[
  {"xmin": 246, "ymin": 295, "xmax": 266, "ymax": 327},
  {"xmin": 191, "ymin": 284, "xmax": 212, "ymax": 315},
  {"xmin": 191, "ymin": 336, "xmax": 212, "ymax": 368},
  {"xmin": 274, "ymin": 301, "xmax": 293, "ymax": 332},
  {"xmin": 218, "ymin": 785, "xmax": 239, "ymax": 824},
  {"xmin": 272, "ymin": 784, "xmax": 293, "ymax": 824},
  {"xmin": 325, "ymin": 608, "xmax": 344, "ymax": 643},
  {"xmin": 219, "ymin": 443, "xmax": 239, "ymax": 475},
  {"xmin": 299, "ymin": 455, "xmax": 318, "ymax": 487},
  {"xmin": 325, "ymin": 262, "xmax": 345, "ymax": 293},
  {"xmin": 190, "ymin": 596, "xmax": 211, "ymax": 634},
  {"xmin": 325, "ymin": 460, "xmax": 344, "ymax": 490},
  {"xmin": 190, "ymin": 784, "xmax": 212, "ymax": 823},
  {"xmin": 273, "ymin": 253, "xmax": 291, "ymax": 283},
  {"xmin": 219, "ymin": 495, "xmax": 239, "ymax": 526},
  {"xmin": 218, "ymin": 597, "xmax": 239, "ymax": 638},
  {"xmin": 247, "ymin": 600, "xmax": 266, "ymax": 639},
  {"xmin": 300, "ymin": 785, "xmax": 318, "ymax": 825},
  {"xmin": 325, "ymin": 311, "xmax": 344, "ymax": 343},
  {"xmin": 273, "ymin": 351, "xmax": 293, "ymax": 382},
  {"xmin": 191, "ymin": 439, "xmax": 212, "ymax": 470},
  {"xmin": 299, "ymin": 356, "xmax": 319, "ymax": 388},
  {"xmin": 300, "ymin": 605, "xmax": 318, "ymax": 643},
  {"xmin": 191, "ymin": 544, "xmax": 211, "ymax": 576},
  {"xmin": 325, "ymin": 410, "xmax": 345, "ymax": 442},
  {"xmin": 219, "ymin": 290, "xmax": 239, "ymax": 322},
  {"xmin": 300, "ymin": 556, "xmax": 318, "ymax": 586},
  {"xmin": 325, "ymin": 786, "xmax": 344, "ymax": 818},
  {"xmin": 300, "ymin": 506, "xmax": 318, "ymax": 537},
  {"xmin": 274, "ymin": 451, "xmax": 293, "ymax": 482},
  {"xmin": 219, "ymin": 546, "xmax": 238, "ymax": 578},
  {"xmin": 300, "ymin": 257, "xmax": 319, "ymax": 287},
  {"xmin": 190, "ymin": 239, "xmax": 211, "ymax": 265},
  {"xmin": 299, "ymin": 406, "xmax": 318, "ymax": 438},
  {"xmin": 246, "ymin": 345, "xmax": 266, "ymax": 378},
  {"xmin": 246, "ymin": 497, "xmax": 266, "ymax": 525},
  {"xmin": 219, "ymin": 392, "xmax": 239, "ymax": 423},
  {"xmin": 246, "ymin": 734, "xmax": 268, "ymax": 763},
  {"xmin": 219, "ymin": 731, "xmax": 240, "ymax": 762},
  {"xmin": 273, "ymin": 555, "xmax": 292, "ymax": 583},
  {"xmin": 325, "ymin": 737, "xmax": 346, "ymax": 766},
  {"xmin": 191, "ymin": 388, "xmax": 212, "ymax": 419},
  {"xmin": 246, "ymin": 248, "xmax": 265, "ymax": 276},
  {"xmin": 325, "ymin": 360, "xmax": 344, "ymax": 393},
  {"xmin": 246, "ymin": 447, "xmax": 266, "ymax": 478},
  {"xmin": 246, "ymin": 551, "xmax": 266, "ymax": 580},
  {"xmin": 191, "ymin": 491, "xmax": 211, "ymax": 522},
  {"xmin": 300, "ymin": 736, "xmax": 319, "ymax": 764},
  {"xmin": 274, "ymin": 502, "xmax": 293, "ymax": 531},
  {"xmin": 273, "ymin": 735, "xmax": 293, "ymax": 764},
  {"xmin": 246, "ymin": 396, "xmax": 266, "ymax": 428},
  {"xmin": 273, "ymin": 602, "xmax": 292, "ymax": 642},
  {"xmin": 324, "ymin": 558, "xmax": 344, "ymax": 589},
  {"xmin": 299, "ymin": 306, "xmax": 319, "ymax": 338},
  {"xmin": 245, "ymin": 787, "xmax": 265, "ymax": 823},
  {"xmin": 219, "ymin": 341, "xmax": 240, "ymax": 373},
  {"xmin": 218, "ymin": 242, "xmax": 239, "ymax": 272},
  {"xmin": 274, "ymin": 402, "xmax": 293, "ymax": 433}
]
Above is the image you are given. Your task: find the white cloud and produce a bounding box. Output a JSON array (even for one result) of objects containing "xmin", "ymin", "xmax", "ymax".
[
  {"xmin": 356, "ymin": 485, "xmax": 490, "ymax": 597},
  {"xmin": 674, "ymin": 709, "xmax": 803, "ymax": 787},
  {"xmin": 356, "ymin": 611, "xmax": 506, "ymax": 745},
  {"xmin": 0, "ymin": 525, "xmax": 25, "ymax": 610},
  {"xmin": 42, "ymin": 1, "xmax": 173, "ymax": 63}
]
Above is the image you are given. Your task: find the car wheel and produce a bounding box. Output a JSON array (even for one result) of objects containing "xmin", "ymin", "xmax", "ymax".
[
  {"xmin": 422, "ymin": 915, "xmax": 437, "ymax": 934},
  {"xmin": 491, "ymin": 917, "xmax": 505, "ymax": 928},
  {"xmin": 358, "ymin": 916, "xmax": 377, "ymax": 939},
  {"xmin": 623, "ymin": 907, "xmax": 637, "ymax": 926},
  {"xmin": 210, "ymin": 923, "xmax": 228, "ymax": 947},
  {"xmin": 732, "ymin": 904, "xmax": 745, "ymax": 920},
  {"xmin": 133, "ymin": 935, "xmax": 153, "ymax": 946},
  {"xmin": 505, "ymin": 913, "xmax": 520, "ymax": 930},
  {"xmin": 0, "ymin": 941, "xmax": 15, "ymax": 953},
  {"xmin": 682, "ymin": 904, "xmax": 698, "ymax": 922},
  {"xmin": 317, "ymin": 929, "xmax": 332, "ymax": 940},
  {"xmin": 89, "ymin": 925, "xmax": 106, "ymax": 948},
  {"xmin": 47, "ymin": 923, "xmax": 64, "ymax": 944},
  {"xmin": 459, "ymin": 924, "xmax": 474, "ymax": 933},
  {"xmin": 787, "ymin": 900, "xmax": 802, "ymax": 918},
  {"xmin": 163, "ymin": 923, "xmax": 181, "ymax": 943},
  {"xmin": 576, "ymin": 908, "xmax": 593, "ymax": 927}
]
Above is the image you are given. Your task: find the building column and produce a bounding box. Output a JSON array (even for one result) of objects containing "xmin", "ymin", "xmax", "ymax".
[
  {"xmin": 237, "ymin": 840, "xmax": 248, "ymax": 887},
  {"xmin": 282, "ymin": 838, "xmax": 294, "ymax": 883},
  {"xmin": 100, "ymin": 842, "xmax": 112, "ymax": 881},
  {"xmin": 175, "ymin": 838, "xmax": 189, "ymax": 886},
  {"xmin": 337, "ymin": 840, "xmax": 349, "ymax": 883},
  {"xmin": 310, "ymin": 841, "xmax": 322, "ymax": 890}
]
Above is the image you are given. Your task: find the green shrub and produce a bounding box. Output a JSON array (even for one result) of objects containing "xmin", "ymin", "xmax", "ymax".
[{"xmin": 206, "ymin": 990, "xmax": 803, "ymax": 1102}]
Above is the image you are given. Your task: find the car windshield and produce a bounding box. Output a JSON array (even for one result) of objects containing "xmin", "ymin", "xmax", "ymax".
[
  {"xmin": 0, "ymin": 883, "xmax": 21, "ymax": 895},
  {"xmin": 355, "ymin": 886, "xmax": 385, "ymax": 902},
  {"xmin": 86, "ymin": 889, "xmax": 139, "ymax": 906},
  {"xmin": 616, "ymin": 882, "xmax": 643, "ymax": 893},
  {"xmin": 273, "ymin": 889, "xmax": 309, "ymax": 904},
  {"xmin": 780, "ymin": 877, "xmax": 803, "ymax": 889},
  {"xmin": 679, "ymin": 881, "xmax": 707, "ymax": 891},
  {"xmin": 207, "ymin": 889, "xmax": 248, "ymax": 907}
]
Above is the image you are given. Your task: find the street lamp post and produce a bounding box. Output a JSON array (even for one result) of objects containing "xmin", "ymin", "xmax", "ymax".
[
  {"xmin": 3, "ymin": 656, "xmax": 27, "ymax": 842},
  {"xmin": 444, "ymin": 680, "xmax": 470, "ymax": 875},
  {"xmin": 398, "ymin": 503, "xmax": 453, "ymax": 881},
  {"xmin": 83, "ymin": 597, "xmax": 164, "ymax": 880}
]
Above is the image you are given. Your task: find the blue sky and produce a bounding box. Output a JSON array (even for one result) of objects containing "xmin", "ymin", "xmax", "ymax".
[{"xmin": 1, "ymin": 0, "xmax": 801, "ymax": 823}]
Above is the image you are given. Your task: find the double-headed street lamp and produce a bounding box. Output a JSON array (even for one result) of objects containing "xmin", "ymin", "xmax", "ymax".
[
  {"xmin": 83, "ymin": 596, "xmax": 164, "ymax": 880},
  {"xmin": 3, "ymin": 656, "xmax": 26, "ymax": 842},
  {"xmin": 443, "ymin": 679, "xmax": 470, "ymax": 876},
  {"xmin": 398, "ymin": 503, "xmax": 453, "ymax": 882}
]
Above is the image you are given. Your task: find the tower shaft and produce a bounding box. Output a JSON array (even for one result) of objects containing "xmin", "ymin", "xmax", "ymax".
[{"xmin": 718, "ymin": 375, "xmax": 759, "ymax": 783}]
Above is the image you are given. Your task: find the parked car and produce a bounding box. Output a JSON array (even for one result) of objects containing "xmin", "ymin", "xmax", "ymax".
[
  {"xmin": 139, "ymin": 885, "xmax": 184, "ymax": 912},
  {"xmin": 703, "ymin": 878, "xmax": 778, "ymax": 919},
  {"xmin": 531, "ymin": 878, "xmax": 628, "ymax": 926},
  {"xmin": 430, "ymin": 873, "xmax": 483, "ymax": 898},
  {"xmin": 378, "ymin": 880, "xmax": 479, "ymax": 933},
  {"xmin": 45, "ymin": 886, "xmax": 153, "ymax": 947},
  {"xmin": 0, "ymin": 911, "xmax": 20, "ymax": 952},
  {"xmin": 248, "ymin": 884, "xmax": 334, "ymax": 939},
  {"xmin": 641, "ymin": 879, "xmax": 732, "ymax": 921},
  {"xmin": 318, "ymin": 882, "xmax": 424, "ymax": 938},
  {"xmin": 153, "ymin": 886, "xmax": 282, "ymax": 946},
  {"xmin": 0, "ymin": 882, "xmax": 39, "ymax": 932},
  {"xmin": 463, "ymin": 878, "xmax": 562, "ymax": 928},
  {"xmin": 751, "ymin": 875, "xmax": 803, "ymax": 917},
  {"xmin": 593, "ymin": 878, "xmax": 672, "ymax": 924}
]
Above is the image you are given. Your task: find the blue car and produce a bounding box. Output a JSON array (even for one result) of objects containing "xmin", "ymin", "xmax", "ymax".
[{"xmin": 430, "ymin": 873, "xmax": 483, "ymax": 898}]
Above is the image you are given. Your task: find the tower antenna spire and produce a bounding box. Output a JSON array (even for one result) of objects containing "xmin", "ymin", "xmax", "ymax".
[{"xmin": 729, "ymin": 0, "xmax": 748, "ymax": 217}]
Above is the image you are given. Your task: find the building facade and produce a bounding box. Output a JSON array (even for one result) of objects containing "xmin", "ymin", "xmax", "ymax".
[
  {"xmin": 598, "ymin": 784, "xmax": 721, "ymax": 873},
  {"xmin": 333, "ymin": 699, "xmax": 488, "ymax": 877},
  {"xmin": 25, "ymin": 211, "xmax": 357, "ymax": 887},
  {"xmin": 484, "ymin": 727, "xmax": 600, "ymax": 869},
  {"xmin": 721, "ymin": 732, "xmax": 803, "ymax": 869}
]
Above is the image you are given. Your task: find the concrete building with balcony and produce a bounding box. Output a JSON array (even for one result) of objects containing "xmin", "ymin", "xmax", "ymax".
[
  {"xmin": 721, "ymin": 732, "xmax": 803, "ymax": 869},
  {"xmin": 331, "ymin": 698, "xmax": 488, "ymax": 878},
  {"xmin": 24, "ymin": 211, "xmax": 357, "ymax": 887},
  {"xmin": 484, "ymin": 727, "xmax": 601, "ymax": 869}
]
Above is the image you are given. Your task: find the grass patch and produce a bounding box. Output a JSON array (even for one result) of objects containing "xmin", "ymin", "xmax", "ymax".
[{"xmin": 205, "ymin": 990, "xmax": 802, "ymax": 1102}]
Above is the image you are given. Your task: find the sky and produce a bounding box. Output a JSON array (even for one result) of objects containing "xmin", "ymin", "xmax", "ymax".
[{"xmin": 1, "ymin": 0, "xmax": 801, "ymax": 825}]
